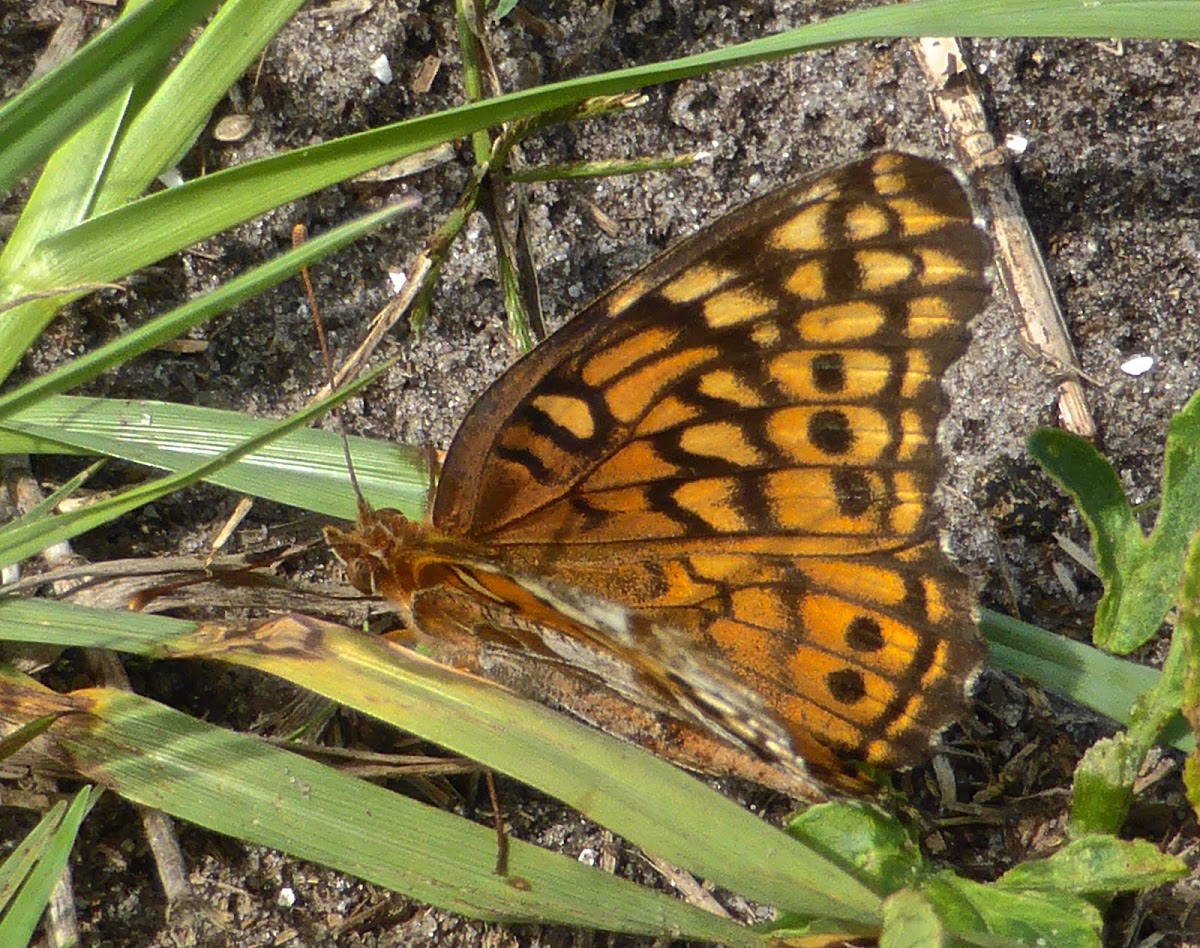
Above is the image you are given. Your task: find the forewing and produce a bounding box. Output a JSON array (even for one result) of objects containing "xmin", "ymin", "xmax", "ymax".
[{"xmin": 433, "ymin": 153, "xmax": 989, "ymax": 785}]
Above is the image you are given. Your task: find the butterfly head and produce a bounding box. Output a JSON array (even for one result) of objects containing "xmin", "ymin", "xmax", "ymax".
[{"xmin": 325, "ymin": 508, "xmax": 429, "ymax": 602}]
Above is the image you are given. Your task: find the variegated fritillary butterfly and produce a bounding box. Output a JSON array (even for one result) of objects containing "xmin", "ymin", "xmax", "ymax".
[{"xmin": 326, "ymin": 152, "xmax": 989, "ymax": 797}]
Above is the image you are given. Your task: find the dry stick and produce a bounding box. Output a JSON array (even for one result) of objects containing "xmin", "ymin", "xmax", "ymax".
[
  {"xmin": 29, "ymin": 6, "xmax": 86, "ymax": 82},
  {"xmin": 512, "ymin": 197, "xmax": 547, "ymax": 341},
  {"xmin": 913, "ymin": 37, "xmax": 1096, "ymax": 439},
  {"xmin": 484, "ymin": 769, "xmax": 511, "ymax": 877},
  {"xmin": 319, "ymin": 92, "xmax": 644, "ymax": 395},
  {"xmin": 206, "ymin": 495, "xmax": 254, "ymax": 566},
  {"xmin": 314, "ymin": 175, "xmax": 477, "ymax": 398},
  {"xmin": 44, "ymin": 868, "xmax": 80, "ymax": 948},
  {"xmin": 350, "ymin": 142, "xmax": 456, "ymax": 184},
  {"xmin": 3, "ymin": 460, "xmax": 197, "ymax": 939},
  {"xmin": 2, "ymin": 458, "xmax": 80, "ymax": 595},
  {"xmin": 642, "ymin": 853, "xmax": 733, "ymax": 918}
]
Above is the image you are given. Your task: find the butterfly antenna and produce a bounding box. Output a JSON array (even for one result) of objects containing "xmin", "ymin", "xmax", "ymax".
[{"xmin": 293, "ymin": 224, "xmax": 369, "ymax": 520}]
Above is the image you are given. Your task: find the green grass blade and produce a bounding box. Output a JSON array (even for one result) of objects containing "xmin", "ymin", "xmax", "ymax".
[
  {"xmin": 96, "ymin": 0, "xmax": 309, "ymax": 209},
  {"xmin": 6, "ymin": 681, "xmax": 763, "ymax": 945},
  {"xmin": 1028, "ymin": 428, "xmax": 1147, "ymax": 652},
  {"xmin": 0, "ymin": 0, "xmax": 220, "ymax": 195},
  {"xmin": 0, "ymin": 368, "xmax": 384, "ymax": 571},
  {"xmin": 0, "ymin": 787, "xmax": 98, "ymax": 948},
  {"xmin": 2, "ymin": 79, "xmax": 129, "ymax": 280},
  {"xmin": 0, "ymin": 395, "xmax": 428, "ymax": 520},
  {"xmin": 981, "ymin": 608, "xmax": 1193, "ymax": 751},
  {"xmin": 0, "ymin": 598, "xmax": 197, "ymax": 655},
  {"xmin": 0, "ymin": 202, "xmax": 411, "ymax": 424}
]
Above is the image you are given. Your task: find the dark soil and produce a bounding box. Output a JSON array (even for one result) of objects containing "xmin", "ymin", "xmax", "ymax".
[{"xmin": 3, "ymin": 1, "xmax": 1199, "ymax": 945}]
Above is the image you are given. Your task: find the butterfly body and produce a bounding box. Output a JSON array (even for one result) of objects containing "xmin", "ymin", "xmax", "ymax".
[
  {"xmin": 329, "ymin": 152, "xmax": 990, "ymax": 795},
  {"xmin": 328, "ymin": 506, "xmax": 808, "ymax": 784}
]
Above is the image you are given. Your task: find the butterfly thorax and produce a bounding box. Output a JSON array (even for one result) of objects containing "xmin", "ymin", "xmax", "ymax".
[
  {"xmin": 325, "ymin": 509, "xmax": 593, "ymax": 647},
  {"xmin": 327, "ymin": 507, "xmax": 639, "ymax": 653},
  {"xmin": 324, "ymin": 508, "xmax": 497, "ymax": 608}
]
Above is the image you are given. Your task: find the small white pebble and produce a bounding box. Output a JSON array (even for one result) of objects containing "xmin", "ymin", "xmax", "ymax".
[
  {"xmin": 371, "ymin": 55, "xmax": 393, "ymax": 84},
  {"xmin": 1004, "ymin": 133, "xmax": 1029, "ymax": 155},
  {"xmin": 277, "ymin": 887, "xmax": 296, "ymax": 908},
  {"xmin": 577, "ymin": 848, "xmax": 597, "ymax": 866},
  {"xmin": 388, "ymin": 269, "xmax": 407, "ymax": 293},
  {"xmin": 213, "ymin": 114, "xmax": 252, "ymax": 142},
  {"xmin": 1120, "ymin": 355, "xmax": 1154, "ymax": 376}
]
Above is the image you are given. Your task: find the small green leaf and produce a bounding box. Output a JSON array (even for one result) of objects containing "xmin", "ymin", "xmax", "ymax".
[
  {"xmin": 880, "ymin": 889, "xmax": 945, "ymax": 948},
  {"xmin": 996, "ymin": 835, "xmax": 1186, "ymax": 896},
  {"xmin": 1068, "ymin": 629, "xmax": 1187, "ymax": 835},
  {"xmin": 1184, "ymin": 754, "xmax": 1200, "ymax": 813},
  {"xmin": 925, "ymin": 873, "xmax": 1101, "ymax": 947},
  {"xmin": 1030, "ymin": 388, "xmax": 1200, "ymax": 654},
  {"xmin": 1069, "ymin": 735, "xmax": 1137, "ymax": 835},
  {"xmin": 1027, "ymin": 427, "xmax": 1144, "ymax": 652},
  {"xmin": 1177, "ymin": 530, "xmax": 1200, "ymax": 815},
  {"xmin": 785, "ymin": 801, "xmax": 923, "ymax": 895}
]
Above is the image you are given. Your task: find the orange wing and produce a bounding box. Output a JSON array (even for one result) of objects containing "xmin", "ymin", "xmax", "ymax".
[{"xmin": 431, "ymin": 153, "xmax": 989, "ymax": 787}]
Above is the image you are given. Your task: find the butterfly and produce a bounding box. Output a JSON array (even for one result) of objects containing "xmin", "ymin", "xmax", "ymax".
[{"xmin": 325, "ymin": 152, "xmax": 989, "ymax": 797}]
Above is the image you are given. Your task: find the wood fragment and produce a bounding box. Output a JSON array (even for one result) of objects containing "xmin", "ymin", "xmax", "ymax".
[
  {"xmin": 507, "ymin": 6, "xmax": 566, "ymax": 43},
  {"xmin": 583, "ymin": 199, "xmax": 621, "ymax": 239},
  {"xmin": 31, "ymin": 8, "xmax": 87, "ymax": 81},
  {"xmin": 307, "ymin": 0, "xmax": 373, "ymax": 18},
  {"xmin": 913, "ymin": 37, "xmax": 1096, "ymax": 438},
  {"xmin": 46, "ymin": 868, "xmax": 80, "ymax": 948},
  {"xmin": 411, "ymin": 54, "xmax": 442, "ymax": 94},
  {"xmin": 642, "ymin": 853, "xmax": 732, "ymax": 917},
  {"xmin": 154, "ymin": 338, "xmax": 209, "ymax": 354},
  {"xmin": 350, "ymin": 143, "xmax": 455, "ymax": 184},
  {"xmin": 208, "ymin": 495, "xmax": 255, "ymax": 561}
]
